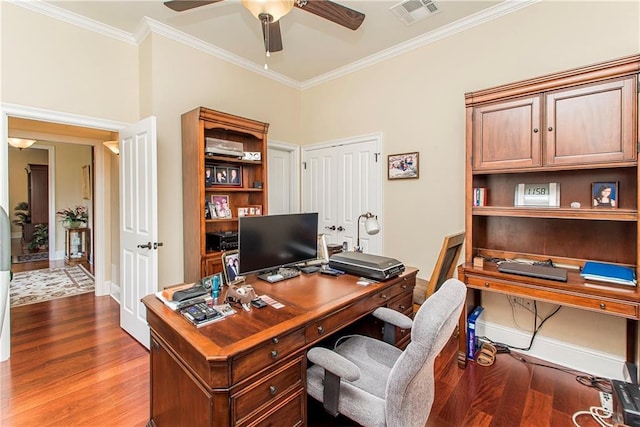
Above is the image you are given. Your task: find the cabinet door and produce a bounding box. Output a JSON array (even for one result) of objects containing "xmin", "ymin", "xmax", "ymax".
[
  {"xmin": 545, "ymin": 77, "xmax": 637, "ymax": 165},
  {"xmin": 472, "ymin": 96, "xmax": 542, "ymax": 170}
]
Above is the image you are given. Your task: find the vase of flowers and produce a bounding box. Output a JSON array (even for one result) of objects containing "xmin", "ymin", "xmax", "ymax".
[{"xmin": 57, "ymin": 206, "xmax": 89, "ymax": 228}]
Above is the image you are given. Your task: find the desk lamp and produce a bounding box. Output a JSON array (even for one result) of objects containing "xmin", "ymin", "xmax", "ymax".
[{"xmin": 356, "ymin": 212, "xmax": 380, "ymax": 252}]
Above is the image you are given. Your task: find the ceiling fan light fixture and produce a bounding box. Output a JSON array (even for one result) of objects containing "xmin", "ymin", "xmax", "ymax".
[
  {"xmin": 7, "ymin": 138, "xmax": 36, "ymax": 150},
  {"xmin": 241, "ymin": 0, "xmax": 294, "ymax": 22}
]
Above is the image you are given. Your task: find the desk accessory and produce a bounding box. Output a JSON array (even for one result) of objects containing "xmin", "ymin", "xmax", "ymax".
[
  {"xmin": 581, "ymin": 261, "xmax": 636, "ymax": 286},
  {"xmin": 514, "ymin": 182, "xmax": 560, "ymax": 207}
]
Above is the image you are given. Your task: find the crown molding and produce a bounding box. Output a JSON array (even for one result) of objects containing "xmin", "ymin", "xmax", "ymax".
[
  {"xmin": 137, "ymin": 17, "xmax": 301, "ymax": 90},
  {"xmin": 301, "ymin": 0, "xmax": 540, "ymax": 89},
  {"xmin": 6, "ymin": 0, "xmax": 136, "ymax": 45},
  {"xmin": 9, "ymin": 0, "xmax": 539, "ymax": 90}
]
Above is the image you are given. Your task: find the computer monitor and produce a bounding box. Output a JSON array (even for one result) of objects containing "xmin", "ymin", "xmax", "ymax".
[{"xmin": 238, "ymin": 212, "xmax": 319, "ymax": 276}]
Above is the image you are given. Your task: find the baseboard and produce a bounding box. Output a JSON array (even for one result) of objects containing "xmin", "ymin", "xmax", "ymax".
[
  {"xmin": 110, "ymin": 282, "xmax": 120, "ymax": 304},
  {"xmin": 479, "ymin": 320, "xmax": 626, "ymax": 381}
]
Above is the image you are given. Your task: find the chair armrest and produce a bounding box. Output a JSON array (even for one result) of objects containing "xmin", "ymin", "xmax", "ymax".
[
  {"xmin": 307, "ymin": 347, "xmax": 360, "ymax": 381},
  {"xmin": 372, "ymin": 307, "xmax": 413, "ymax": 329}
]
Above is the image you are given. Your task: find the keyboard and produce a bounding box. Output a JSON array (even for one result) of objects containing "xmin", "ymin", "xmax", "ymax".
[
  {"xmin": 498, "ymin": 262, "xmax": 568, "ymax": 282},
  {"xmin": 258, "ymin": 267, "xmax": 301, "ymax": 283}
]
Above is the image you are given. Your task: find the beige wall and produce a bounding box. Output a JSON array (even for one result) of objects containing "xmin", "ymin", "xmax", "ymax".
[
  {"xmin": 301, "ymin": 0, "xmax": 639, "ymax": 356},
  {"xmin": 2, "ymin": 1, "xmax": 639, "ymax": 361}
]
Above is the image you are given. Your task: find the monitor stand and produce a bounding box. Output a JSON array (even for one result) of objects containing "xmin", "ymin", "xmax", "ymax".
[{"xmin": 257, "ymin": 267, "xmax": 301, "ymax": 283}]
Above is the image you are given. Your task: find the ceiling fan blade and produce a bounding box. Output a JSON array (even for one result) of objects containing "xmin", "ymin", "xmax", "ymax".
[
  {"xmin": 163, "ymin": 0, "xmax": 223, "ymax": 12},
  {"xmin": 295, "ymin": 0, "xmax": 365, "ymax": 31},
  {"xmin": 261, "ymin": 20, "xmax": 283, "ymax": 53}
]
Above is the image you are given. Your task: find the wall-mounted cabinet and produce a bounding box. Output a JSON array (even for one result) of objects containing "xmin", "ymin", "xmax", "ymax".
[
  {"xmin": 181, "ymin": 107, "xmax": 269, "ymax": 283},
  {"xmin": 457, "ymin": 55, "xmax": 640, "ymax": 368}
]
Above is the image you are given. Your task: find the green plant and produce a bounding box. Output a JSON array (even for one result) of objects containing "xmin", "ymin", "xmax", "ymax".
[
  {"xmin": 29, "ymin": 223, "xmax": 48, "ymax": 251},
  {"xmin": 12, "ymin": 201, "xmax": 30, "ymax": 226},
  {"xmin": 56, "ymin": 206, "xmax": 88, "ymax": 224}
]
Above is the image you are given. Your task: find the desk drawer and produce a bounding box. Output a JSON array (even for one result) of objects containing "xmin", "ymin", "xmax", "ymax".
[
  {"xmin": 244, "ymin": 389, "xmax": 304, "ymax": 427},
  {"xmin": 232, "ymin": 356, "xmax": 304, "ymax": 424},
  {"xmin": 467, "ymin": 276, "xmax": 638, "ymax": 318},
  {"xmin": 388, "ymin": 292, "xmax": 413, "ymax": 316},
  {"xmin": 233, "ymin": 329, "xmax": 305, "ymax": 383}
]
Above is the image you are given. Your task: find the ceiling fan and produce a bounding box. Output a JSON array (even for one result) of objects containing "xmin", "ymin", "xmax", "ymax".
[{"xmin": 163, "ymin": 0, "xmax": 365, "ymax": 55}]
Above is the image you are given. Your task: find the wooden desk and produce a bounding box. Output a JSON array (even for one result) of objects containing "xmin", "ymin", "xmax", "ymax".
[
  {"xmin": 142, "ymin": 268, "xmax": 417, "ymax": 427},
  {"xmin": 457, "ymin": 262, "xmax": 640, "ymax": 369}
]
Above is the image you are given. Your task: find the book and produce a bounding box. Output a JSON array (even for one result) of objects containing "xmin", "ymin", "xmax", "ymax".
[
  {"xmin": 581, "ymin": 261, "xmax": 637, "ymax": 286},
  {"xmin": 473, "ymin": 187, "xmax": 487, "ymax": 207},
  {"xmin": 467, "ymin": 306, "xmax": 484, "ymax": 360}
]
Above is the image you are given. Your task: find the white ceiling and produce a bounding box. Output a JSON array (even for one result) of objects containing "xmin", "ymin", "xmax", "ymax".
[{"xmin": 34, "ymin": 0, "xmax": 533, "ymax": 86}]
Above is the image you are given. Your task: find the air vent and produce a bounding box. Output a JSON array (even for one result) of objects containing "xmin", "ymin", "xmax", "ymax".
[{"xmin": 389, "ymin": 0, "xmax": 440, "ymax": 26}]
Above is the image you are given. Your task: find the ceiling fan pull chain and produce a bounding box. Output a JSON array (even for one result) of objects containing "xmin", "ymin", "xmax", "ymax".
[{"xmin": 261, "ymin": 13, "xmax": 271, "ymax": 70}]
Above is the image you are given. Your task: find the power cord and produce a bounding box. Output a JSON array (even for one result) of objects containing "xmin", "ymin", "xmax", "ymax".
[{"xmin": 572, "ymin": 406, "xmax": 612, "ymax": 427}]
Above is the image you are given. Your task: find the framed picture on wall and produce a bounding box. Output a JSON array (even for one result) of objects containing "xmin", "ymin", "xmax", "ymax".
[{"xmin": 388, "ymin": 152, "xmax": 419, "ymax": 180}]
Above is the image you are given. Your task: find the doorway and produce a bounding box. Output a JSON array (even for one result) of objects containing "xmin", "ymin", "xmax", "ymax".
[{"xmin": 1, "ymin": 103, "xmax": 126, "ymax": 361}]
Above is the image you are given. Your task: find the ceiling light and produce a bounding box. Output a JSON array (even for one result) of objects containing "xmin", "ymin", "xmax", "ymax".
[
  {"xmin": 241, "ymin": 0, "xmax": 294, "ymax": 22},
  {"xmin": 7, "ymin": 138, "xmax": 36, "ymax": 150},
  {"xmin": 103, "ymin": 140, "xmax": 119, "ymax": 155}
]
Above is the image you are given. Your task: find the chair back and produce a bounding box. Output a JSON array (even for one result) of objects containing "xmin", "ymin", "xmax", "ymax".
[{"xmin": 385, "ymin": 278, "xmax": 466, "ymax": 427}]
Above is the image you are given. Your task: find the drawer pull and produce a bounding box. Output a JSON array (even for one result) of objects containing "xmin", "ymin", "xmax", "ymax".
[
  {"xmin": 381, "ymin": 294, "xmax": 388, "ymax": 299},
  {"xmin": 399, "ymin": 305, "xmax": 406, "ymax": 310},
  {"xmin": 272, "ymin": 337, "xmax": 279, "ymax": 344},
  {"xmin": 317, "ymin": 326, "xmax": 324, "ymax": 334},
  {"xmin": 600, "ymin": 303, "xmax": 606, "ymax": 310},
  {"xmin": 484, "ymin": 282, "xmax": 489, "ymax": 288},
  {"xmin": 271, "ymin": 350, "xmax": 279, "ymax": 359},
  {"xmin": 401, "ymin": 284, "xmax": 408, "ymax": 290},
  {"xmin": 269, "ymin": 385, "xmax": 278, "ymax": 396}
]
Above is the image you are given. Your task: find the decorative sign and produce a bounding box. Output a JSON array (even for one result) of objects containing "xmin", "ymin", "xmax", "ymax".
[{"xmin": 514, "ymin": 183, "xmax": 560, "ymax": 207}]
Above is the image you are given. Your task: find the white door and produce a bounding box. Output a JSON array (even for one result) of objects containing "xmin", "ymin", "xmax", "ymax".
[
  {"xmin": 303, "ymin": 135, "xmax": 382, "ymax": 254},
  {"xmin": 120, "ymin": 117, "xmax": 158, "ymax": 349},
  {"xmin": 268, "ymin": 143, "xmax": 298, "ymax": 214}
]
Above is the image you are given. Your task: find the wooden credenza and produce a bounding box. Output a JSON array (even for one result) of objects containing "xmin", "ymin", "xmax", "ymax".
[
  {"xmin": 142, "ymin": 268, "xmax": 417, "ymax": 427},
  {"xmin": 459, "ymin": 55, "xmax": 640, "ymax": 369}
]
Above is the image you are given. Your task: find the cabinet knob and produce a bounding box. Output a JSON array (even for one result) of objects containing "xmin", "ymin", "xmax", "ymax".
[
  {"xmin": 269, "ymin": 385, "xmax": 278, "ymax": 395},
  {"xmin": 600, "ymin": 303, "xmax": 606, "ymax": 310},
  {"xmin": 272, "ymin": 337, "xmax": 279, "ymax": 344},
  {"xmin": 381, "ymin": 294, "xmax": 388, "ymax": 299},
  {"xmin": 317, "ymin": 326, "xmax": 324, "ymax": 334},
  {"xmin": 548, "ymin": 126, "xmax": 553, "ymax": 131},
  {"xmin": 533, "ymin": 128, "xmax": 539, "ymax": 133},
  {"xmin": 484, "ymin": 282, "xmax": 489, "ymax": 288},
  {"xmin": 401, "ymin": 284, "xmax": 408, "ymax": 289},
  {"xmin": 399, "ymin": 305, "xmax": 406, "ymax": 310},
  {"xmin": 270, "ymin": 350, "xmax": 278, "ymax": 359}
]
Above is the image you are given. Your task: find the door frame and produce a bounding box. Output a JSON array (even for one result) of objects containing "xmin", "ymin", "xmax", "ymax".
[
  {"xmin": 268, "ymin": 140, "xmax": 300, "ymax": 213},
  {"xmin": 0, "ymin": 102, "xmax": 128, "ymax": 360}
]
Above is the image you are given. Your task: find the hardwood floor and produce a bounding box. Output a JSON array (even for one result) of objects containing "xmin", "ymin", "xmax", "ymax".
[{"xmin": 1, "ymin": 293, "xmax": 605, "ymax": 426}]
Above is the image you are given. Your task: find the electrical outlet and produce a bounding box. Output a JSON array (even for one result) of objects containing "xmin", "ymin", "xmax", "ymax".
[{"xmin": 510, "ymin": 296, "xmax": 533, "ymax": 309}]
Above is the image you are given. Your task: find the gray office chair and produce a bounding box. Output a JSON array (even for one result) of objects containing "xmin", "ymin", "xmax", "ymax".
[{"xmin": 306, "ymin": 278, "xmax": 467, "ymax": 427}]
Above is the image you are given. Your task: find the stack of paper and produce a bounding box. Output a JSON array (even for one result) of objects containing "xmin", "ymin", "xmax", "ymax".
[{"xmin": 581, "ymin": 261, "xmax": 637, "ymax": 286}]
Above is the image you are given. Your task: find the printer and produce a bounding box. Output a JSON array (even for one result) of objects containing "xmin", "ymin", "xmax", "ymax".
[{"xmin": 329, "ymin": 252, "xmax": 405, "ymax": 281}]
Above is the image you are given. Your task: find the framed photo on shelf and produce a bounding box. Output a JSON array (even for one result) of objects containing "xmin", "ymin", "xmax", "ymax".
[
  {"xmin": 212, "ymin": 164, "xmax": 242, "ymax": 187},
  {"xmin": 237, "ymin": 205, "xmax": 262, "ymax": 217},
  {"xmin": 204, "ymin": 167, "xmax": 215, "ymax": 187},
  {"xmin": 592, "ymin": 181, "xmax": 618, "ymax": 208},
  {"xmin": 210, "ymin": 195, "xmax": 232, "ymax": 218},
  {"xmin": 221, "ymin": 250, "xmax": 240, "ymax": 285},
  {"xmin": 388, "ymin": 152, "xmax": 419, "ymax": 180}
]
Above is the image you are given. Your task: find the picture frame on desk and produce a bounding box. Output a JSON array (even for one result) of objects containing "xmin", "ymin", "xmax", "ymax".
[
  {"xmin": 221, "ymin": 250, "xmax": 239, "ymax": 285},
  {"xmin": 592, "ymin": 181, "xmax": 618, "ymax": 208}
]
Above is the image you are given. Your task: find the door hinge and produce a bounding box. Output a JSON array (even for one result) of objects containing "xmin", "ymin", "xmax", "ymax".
[
  {"xmin": 374, "ymin": 153, "xmax": 380, "ymax": 162},
  {"xmin": 637, "ymin": 142, "xmax": 640, "ymax": 153},
  {"xmin": 302, "ymin": 161, "xmax": 307, "ymax": 170}
]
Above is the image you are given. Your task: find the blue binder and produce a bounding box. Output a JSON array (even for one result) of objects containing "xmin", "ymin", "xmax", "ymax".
[{"xmin": 581, "ymin": 261, "xmax": 637, "ymax": 286}]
